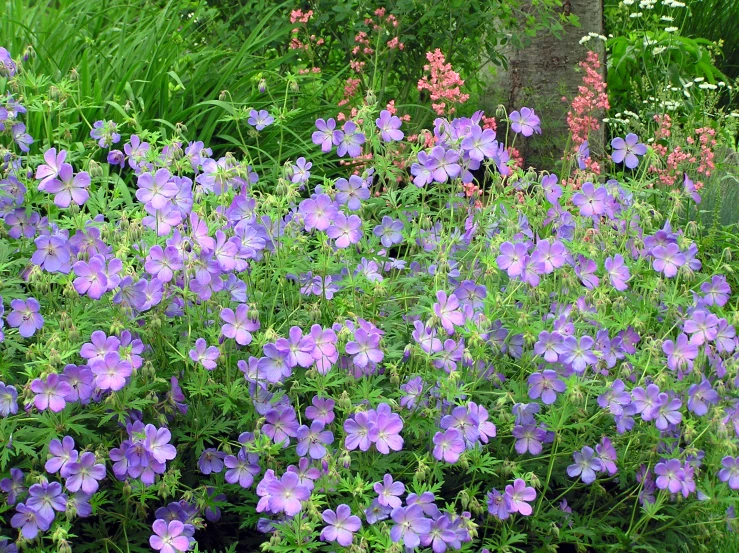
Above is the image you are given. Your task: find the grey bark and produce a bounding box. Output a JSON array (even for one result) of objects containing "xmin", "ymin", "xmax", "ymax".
[{"xmin": 481, "ymin": 0, "xmax": 605, "ymax": 170}]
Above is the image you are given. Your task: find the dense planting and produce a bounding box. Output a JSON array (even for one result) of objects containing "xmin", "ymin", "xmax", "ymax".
[{"xmin": 1, "ymin": 10, "xmax": 739, "ymax": 553}]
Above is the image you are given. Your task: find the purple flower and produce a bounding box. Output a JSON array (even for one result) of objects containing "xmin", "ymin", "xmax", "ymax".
[
  {"xmin": 528, "ymin": 370, "xmax": 566, "ymax": 405},
  {"xmin": 427, "ymin": 146, "xmax": 461, "ymax": 183},
  {"xmin": 461, "ymin": 124, "xmax": 497, "ymax": 161},
  {"xmin": 567, "ymin": 446, "xmax": 602, "ymax": 484},
  {"xmin": 321, "ymin": 504, "xmax": 362, "ymax": 546},
  {"xmin": 263, "ymin": 406, "xmax": 299, "ymax": 447},
  {"xmin": 509, "ymin": 107, "xmax": 541, "ymax": 137},
  {"xmin": 374, "ymin": 474, "xmax": 405, "ymax": 508},
  {"xmin": 26, "ymin": 481, "xmax": 66, "ymax": 521},
  {"xmin": 6, "ymin": 298, "xmax": 44, "ymax": 337},
  {"xmin": 30, "ymin": 373, "xmax": 72, "ymax": 412},
  {"xmin": 496, "ymin": 241, "xmax": 528, "ymax": 277},
  {"xmin": 312, "ymin": 118, "xmax": 339, "ymax": 152},
  {"xmin": 336, "ymin": 120, "xmax": 366, "ymax": 158},
  {"xmin": 371, "ymin": 405, "xmax": 404, "ymax": 453},
  {"xmin": 267, "ymin": 471, "xmax": 310, "ymax": 516},
  {"xmin": 72, "ymin": 255, "xmax": 109, "ymax": 299},
  {"xmin": 605, "ymin": 254, "xmax": 630, "ymax": 291},
  {"xmin": 654, "ymin": 459, "xmax": 684, "ymax": 494},
  {"xmin": 512, "ymin": 424, "xmax": 546, "ymax": 455},
  {"xmin": 576, "ymin": 255, "xmax": 600, "ymax": 289},
  {"xmin": 701, "ymin": 275, "xmax": 730, "ymax": 307},
  {"xmin": 0, "ymin": 468, "xmax": 25, "ymax": 504},
  {"xmin": 344, "ymin": 411, "xmax": 378, "ymax": 451},
  {"xmin": 572, "ymin": 182, "xmax": 607, "ymax": 217},
  {"xmin": 247, "ymin": 109, "xmax": 274, "ymax": 131},
  {"xmin": 534, "ymin": 331, "xmax": 566, "ymax": 363},
  {"xmin": 611, "ymin": 133, "xmax": 647, "ymax": 169},
  {"xmin": 652, "ymin": 243, "xmax": 685, "ymax": 278},
  {"xmin": 718, "ymin": 456, "xmax": 739, "ymax": 490},
  {"xmin": 11, "ymin": 123, "xmax": 33, "ymax": 152},
  {"xmin": 11, "ymin": 503, "xmax": 52, "ymax": 540},
  {"xmin": 224, "ymin": 448, "xmax": 261, "ymax": 488},
  {"xmin": 150, "ymin": 519, "xmax": 191, "ymax": 553},
  {"xmin": 290, "ymin": 157, "xmax": 311, "ymax": 184},
  {"xmin": 597, "ymin": 379, "xmax": 632, "ymax": 415},
  {"xmin": 145, "ymin": 246, "xmax": 183, "ymax": 283},
  {"xmin": 653, "ymin": 394, "xmax": 682, "ymax": 430},
  {"xmin": 577, "ymin": 141, "xmax": 590, "ymax": 169},
  {"xmin": 90, "ymin": 351, "xmax": 132, "ymax": 391},
  {"xmin": 46, "ymin": 436, "xmax": 79, "ymax": 475},
  {"xmin": 631, "ymin": 384, "xmax": 662, "ymax": 421},
  {"xmin": 346, "ymin": 328, "xmax": 383, "ymax": 368},
  {"xmin": 504, "ymin": 479, "xmax": 536, "ymax": 515},
  {"xmin": 683, "ymin": 310, "xmax": 719, "ymax": 346},
  {"xmin": 0, "ymin": 47, "xmax": 18, "ymax": 77},
  {"xmin": 390, "ymin": 505, "xmax": 431, "ymax": 548},
  {"xmin": 189, "ymin": 338, "xmax": 219, "ymax": 370},
  {"xmin": 596, "ymin": 436, "xmax": 618, "ymax": 475},
  {"xmin": 31, "ymin": 234, "xmax": 71, "ymax": 274},
  {"xmin": 662, "ymin": 333, "xmax": 698, "ymax": 372},
  {"xmin": 299, "ymin": 194, "xmax": 338, "ymax": 231},
  {"xmin": 533, "ymin": 239, "xmax": 567, "ymax": 274},
  {"xmin": 90, "ymin": 120, "xmax": 120, "ymax": 148},
  {"xmin": 687, "ymin": 380, "xmax": 719, "ymax": 416},
  {"xmin": 376, "ymin": 110, "xmax": 404, "ymax": 142},
  {"xmin": 411, "ymin": 151, "xmax": 434, "ymax": 187},
  {"xmin": 486, "ymin": 489, "xmax": 510, "ymax": 520},
  {"xmin": 541, "ymin": 174, "xmax": 562, "ymax": 204},
  {"xmin": 296, "ymin": 421, "xmax": 334, "ymax": 459},
  {"xmin": 433, "ymin": 428, "xmax": 465, "ymax": 463},
  {"xmin": 136, "ymin": 169, "xmax": 178, "ymax": 209},
  {"xmin": 433, "ymin": 291, "xmax": 465, "ymax": 335},
  {"xmin": 64, "ymin": 451, "xmax": 106, "ymax": 494},
  {"xmin": 44, "ymin": 164, "xmax": 90, "ymax": 207},
  {"xmin": 220, "ymin": 304, "xmax": 259, "ymax": 346},
  {"xmin": 35, "ymin": 148, "xmax": 67, "ymax": 190},
  {"xmin": 198, "ymin": 448, "xmax": 226, "ymax": 474},
  {"xmin": 374, "ymin": 216, "xmax": 404, "ymax": 247},
  {"xmin": 305, "ymin": 396, "xmax": 335, "ymax": 425},
  {"xmin": 560, "ymin": 335, "xmax": 597, "ymax": 373},
  {"xmin": 327, "ymin": 213, "xmax": 363, "ymax": 248},
  {"xmin": 0, "ymin": 382, "xmax": 19, "ymax": 417}
]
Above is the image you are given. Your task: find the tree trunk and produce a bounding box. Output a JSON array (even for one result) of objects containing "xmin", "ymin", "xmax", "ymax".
[{"xmin": 482, "ymin": 0, "xmax": 605, "ymax": 170}]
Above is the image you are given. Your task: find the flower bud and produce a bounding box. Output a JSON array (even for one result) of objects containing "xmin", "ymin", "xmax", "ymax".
[
  {"xmin": 258, "ymin": 78, "xmax": 267, "ymax": 94},
  {"xmin": 365, "ymin": 89, "xmax": 377, "ymax": 106},
  {"xmin": 87, "ymin": 159, "xmax": 103, "ymax": 178}
]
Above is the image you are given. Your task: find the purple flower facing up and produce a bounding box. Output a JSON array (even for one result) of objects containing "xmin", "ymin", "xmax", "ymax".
[
  {"xmin": 290, "ymin": 157, "xmax": 311, "ymax": 184},
  {"xmin": 390, "ymin": 505, "xmax": 431, "ymax": 549},
  {"xmin": 560, "ymin": 335, "xmax": 598, "ymax": 373},
  {"xmin": 567, "ymin": 446, "xmax": 602, "ymax": 484},
  {"xmin": 662, "ymin": 333, "xmax": 699, "ymax": 372},
  {"xmin": 652, "ymin": 243, "xmax": 685, "ymax": 278},
  {"xmin": 0, "ymin": 468, "xmax": 25, "ymax": 505},
  {"xmin": 683, "ymin": 309, "xmax": 719, "ymax": 346},
  {"xmin": 263, "ymin": 406, "xmax": 299, "ymax": 447},
  {"xmin": 528, "ymin": 370, "xmax": 566, "ymax": 405},
  {"xmin": 534, "ymin": 331, "xmax": 567, "ymax": 363},
  {"xmin": 572, "ymin": 182, "xmax": 608, "ymax": 218},
  {"xmin": 487, "ymin": 488, "xmax": 511, "ymax": 520},
  {"xmin": 0, "ymin": 382, "xmax": 19, "ymax": 417},
  {"xmin": 189, "ymin": 338, "xmax": 220, "ymax": 370},
  {"xmin": 654, "ymin": 458, "xmax": 685, "ymax": 494},
  {"xmin": 433, "ymin": 428, "xmax": 466, "ymax": 463},
  {"xmin": 461, "ymin": 124, "xmax": 498, "ymax": 162},
  {"xmin": 150, "ymin": 519, "xmax": 191, "ymax": 553},
  {"xmin": 512, "ymin": 424, "xmax": 546, "ymax": 455},
  {"xmin": 327, "ymin": 213, "xmax": 363, "ymax": 248},
  {"xmin": 198, "ymin": 449, "xmax": 226, "ymax": 475},
  {"xmin": 247, "ymin": 109, "xmax": 274, "ymax": 131},
  {"xmin": 11, "ymin": 123, "xmax": 33, "ymax": 152},
  {"xmin": 266, "ymin": 471, "xmax": 311, "ymax": 516},
  {"xmin": 700, "ymin": 275, "xmax": 730, "ymax": 307},
  {"xmin": 335, "ymin": 120, "xmax": 366, "ymax": 158},
  {"xmin": 64, "ymin": 451, "xmax": 106, "ymax": 494},
  {"xmin": 336, "ymin": 175, "xmax": 371, "ymax": 211},
  {"xmin": 373, "ymin": 216, "xmax": 404, "ymax": 247},
  {"xmin": 35, "ymin": 148, "xmax": 67, "ymax": 190},
  {"xmin": 509, "ymin": 107, "xmax": 541, "ymax": 137},
  {"xmin": 26, "ymin": 481, "xmax": 66, "ymax": 521},
  {"xmin": 533, "ymin": 239, "xmax": 567, "ymax": 274},
  {"xmin": 145, "ymin": 246, "xmax": 183, "ymax": 283},
  {"xmin": 374, "ymin": 473, "xmax": 405, "ymax": 509},
  {"xmin": 427, "ymin": 146, "xmax": 461, "ymax": 183},
  {"xmin": 31, "ymin": 234, "xmax": 71, "ymax": 274},
  {"xmin": 376, "ymin": 110, "xmax": 404, "ymax": 142},
  {"xmin": 220, "ymin": 304, "xmax": 260, "ymax": 346},
  {"xmin": 90, "ymin": 351, "xmax": 132, "ymax": 391},
  {"xmin": 224, "ymin": 448, "xmax": 261, "ymax": 488},
  {"xmin": 299, "ymin": 194, "xmax": 338, "ymax": 232},
  {"xmin": 718, "ymin": 456, "xmax": 739, "ymax": 490},
  {"xmin": 296, "ymin": 421, "xmax": 334, "ymax": 459},
  {"xmin": 0, "ymin": 46, "xmax": 18, "ymax": 77},
  {"xmin": 411, "ymin": 151, "xmax": 434, "ymax": 187},
  {"xmin": 312, "ymin": 118, "xmax": 339, "ymax": 152},
  {"xmin": 371, "ymin": 404, "xmax": 404, "ymax": 453},
  {"xmin": 30, "ymin": 373, "xmax": 72, "ymax": 412},
  {"xmin": 6, "ymin": 298, "xmax": 44, "ymax": 338},
  {"xmin": 631, "ymin": 384, "xmax": 662, "ymax": 421},
  {"xmin": 44, "ymin": 164, "xmax": 90, "ymax": 207},
  {"xmin": 504, "ymin": 479, "xmax": 536, "ymax": 516},
  {"xmin": 497, "ymin": 241, "xmax": 529, "ymax": 278},
  {"xmin": 305, "ymin": 396, "xmax": 335, "ymax": 425},
  {"xmin": 596, "ymin": 436, "xmax": 618, "ymax": 475},
  {"xmin": 433, "ymin": 290, "xmax": 465, "ymax": 335},
  {"xmin": 346, "ymin": 328, "xmax": 384, "ymax": 368},
  {"xmin": 11, "ymin": 502, "xmax": 52, "ymax": 540},
  {"xmin": 611, "ymin": 133, "xmax": 647, "ymax": 169},
  {"xmin": 321, "ymin": 504, "xmax": 362, "ymax": 546},
  {"xmin": 597, "ymin": 379, "xmax": 632, "ymax": 416},
  {"xmin": 687, "ymin": 380, "xmax": 719, "ymax": 416},
  {"xmin": 46, "ymin": 436, "xmax": 79, "ymax": 475},
  {"xmin": 605, "ymin": 254, "xmax": 630, "ymax": 291},
  {"xmin": 72, "ymin": 255, "xmax": 109, "ymax": 299}
]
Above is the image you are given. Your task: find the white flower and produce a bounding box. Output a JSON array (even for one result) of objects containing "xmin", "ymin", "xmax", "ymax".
[
  {"xmin": 579, "ymin": 35, "xmax": 592, "ymax": 45},
  {"xmin": 653, "ymin": 46, "xmax": 667, "ymax": 55},
  {"xmin": 718, "ymin": 81, "xmax": 726, "ymax": 87},
  {"xmin": 664, "ymin": 27, "xmax": 678, "ymax": 33},
  {"xmin": 694, "ymin": 77, "xmax": 705, "ymax": 82},
  {"xmin": 683, "ymin": 81, "xmax": 694, "ymax": 88},
  {"xmin": 699, "ymin": 83, "xmax": 717, "ymax": 90},
  {"xmin": 729, "ymin": 111, "xmax": 739, "ymax": 118},
  {"xmin": 661, "ymin": 16, "xmax": 674, "ymax": 21},
  {"xmin": 630, "ymin": 11, "xmax": 643, "ymax": 18},
  {"xmin": 622, "ymin": 0, "xmax": 635, "ymax": 5}
]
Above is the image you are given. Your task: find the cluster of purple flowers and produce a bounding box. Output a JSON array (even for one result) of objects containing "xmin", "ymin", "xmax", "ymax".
[
  {"xmin": 486, "ymin": 478, "xmax": 537, "ymax": 519},
  {"xmin": 110, "ymin": 421, "xmax": 177, "ymax": 486}
]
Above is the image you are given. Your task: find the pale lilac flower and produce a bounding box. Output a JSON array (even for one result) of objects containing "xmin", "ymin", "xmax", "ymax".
[
  {"xmin": 90, "ymin": 352, "xmax": 132, "ymax": 391},
  {"xmin": 567, "ymin": 446, "xmax": 602, "ymax": 484},
  {"xmin": 572, "ymin": 182, "xmax": 607, "ymax": 217},
  {"xmin": 35, "ymin": 148, "xmax": 67, "ymax": 190},
  {"xmin": 611, "ymin": 133, "xmax": 647, "ymax": 169},
  {"xmin": 44, "ymin": 164, "xmax": 90, "ymax": 207},
  {"xmin": 299, "ymin": 194, "xmax": 338, "ymax": 231},
  {"xmin": 6, "ymin": 298, "xmax": 44, "ymax": 338},
  {"xmin": 290, "ymin": 157, "xmax": 311, "ymax": 184},
  {"xmin": 528, "ymin": 370, "xmax": 566, "ymax": 405},
  {"xmin": 652, "ymin": 243, "xmax": 685, "ymax": 278},
  {"xmin": 376, "ymin": 110, "xmax": 404, "ymax": 142},
  {"xmin": 596, "ymin": 436, "xmax": 618, "ymax": 475},
  {"xmin": 296, "ymin": 421, "xmax": 334, "ymax": 459},
  {"xmin": 605, "ymin": 254, "xmax": 630, "ymax": 291},
  {"xmin": 509, "ymin": 107, "xmax": 541, "ymax": 137},
  {"xmin": 11, "ymin": 503, "xmax": 51, "ymax": 540},
  {"xmin": 718, "ymin": 456, "xmax": 739, "ymax": 490},
  {"xmin": 701, "ymin": 275, "xmax": 730, "ymax": 307},
  {"xmin": 654, "ymin": 459, "xmax": 684, "ymax": 494},
  {"xmin": 150, "ymin": 519, "xmax": 190, "ymax": 553},
  {"xmin": 312, "ymin": 118, "xmax": 339, "ymax": 153},
  {"xmin": 534, "ymin": 331, "xmax": 566, "ymax": 363},
  {"xmin": 46, "ymin": 436, "xmax": 79, "ymax": 475},
  {"xmin": 247, "ymin": 109, "xmax": 274, "ymax": 131},
  {"xmin": 327, "ymin": 213, "xmax": 363, "ymax": 248},
  {"xmin": 390, "ymin": 505, "xmax": 430, "ymax": 548},
  {"xmin": 433, "ymin": 428, "xmax": 465, "ymax": 463},
  {"xmin": 344, "ymin": 411, "xmax": 378, "ymax": 451},
  {"xmin": 30, "ymin": 373, "xmax": 71, "ymax": 412},
  {"xmin": 504, "ymin": 479, "xmax": 536, "ymax": 515},
  {"xmin": 373, "ymin": 216, "xmax": 404, "ymax": 247},
  {"xmin": 336, "ymin": 121, "xmax": 366, "ymax": 158},
  {"xmin": 267, "ymin": 471, "xmax": 310, "ymax": 516},
  {"xmin": 64, "ymin": 451, "xmax": 106, "ymax": 494},
  {"xmin": 433, "ymin": 291, "xmax": 465, "ymax": 335},
  {"xmin": 321, "ymin": 504, "xmax": 362, "ymax": 546},
  {"xmin": 220, "ymin": 304, "xmax": 259, "ymax": 346}
]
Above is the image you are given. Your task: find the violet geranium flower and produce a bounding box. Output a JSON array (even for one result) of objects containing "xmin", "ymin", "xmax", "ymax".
[
  {"xmin": 509, "ymin": 107, "xmax": 541, "ymax": 137},
  {"xmin": 320, "ymin": 504, "xmax": 362, "ymax": 546},
  {"xmin": 611, "ymin": 133, "xmax": 647, "ymax": 169}
]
